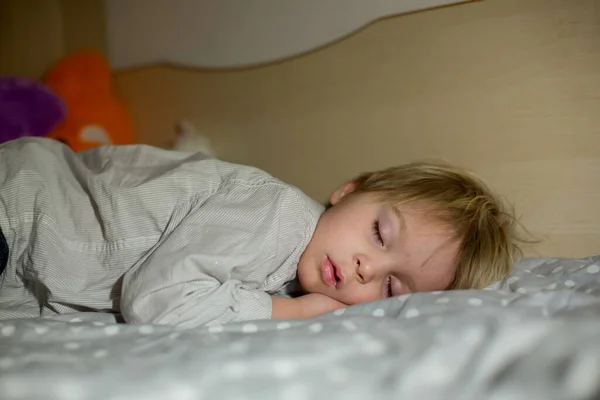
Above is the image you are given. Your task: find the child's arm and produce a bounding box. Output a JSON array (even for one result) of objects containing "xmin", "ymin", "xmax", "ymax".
[
  {"xmin": 120, "ymin": 183, "xmax": 323, "ymax": 328},
  {"xmin": 271, "ymin": 294, "xmax": 347, "ymax": 319}
]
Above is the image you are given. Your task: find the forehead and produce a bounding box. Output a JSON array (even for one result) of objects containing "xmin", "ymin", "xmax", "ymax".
[{"xmin": 393, "ymin": 202, "xmax": 460, "ymax": 289}]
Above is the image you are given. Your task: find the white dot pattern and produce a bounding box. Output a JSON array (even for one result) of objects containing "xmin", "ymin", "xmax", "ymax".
[
  {"xmin": 35, "ymin": 325, "xmax": 49, "ymax": 335},
  {"xmin": 139, "ymin": 325, "xmax": 154, "ymax": 335},
  {"xmin": 168, "ymin": 384, "xmax": 200, "ymax": 400},
  {"xmin": 468, "ymin": 298, "xmax": 483, "ymax": 307},
  {"xmin": 342, "ymin": 321, "xmax": 357, "ymax": 331},
  {"xmin": 54, "ymin": 381, "xmax": 85, "ymax": 400},
  {"xmin": 93, "ymin": 350, "xmax": 108, "ymax": 359},
  {"xmin": 587, "ymin": 265, "xmax": 600, "ymax": 274},
  {"xmin": 361, "ymin": 341, "xmax": 386, "ymax": 356},
  {"xmin": 276, "ymin": 322, "xmax": 292, "ymax": 330},
  {"xmin": 273, "ymin": 360, "xmax": 297, "ymax": 378},
  {"xmin": 372, "ymin": 308, "xmax": 385, "ymax": 317},
  {"xmin": 104, "ymin": 326, "xmax": 119, "ymax": 336},
  {"xmin": 2, "ymin": 326, "xmax": 15, "ymax": 337},
  {"xmin": 209, "ymin": 324, "xmax": 224, "ymax": 334},
  {"xmin": 64, "ymin": 342, "xmax": 80, "ymax": 350},
  {"xmin": 242, "ymin": 324, "xmax": 258, "ymax": 333}
]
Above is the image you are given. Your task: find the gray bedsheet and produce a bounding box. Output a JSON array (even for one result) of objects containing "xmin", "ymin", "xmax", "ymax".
[{"xmin": 1, "ymin": 256, "xmax": 600, "ymax": 400}]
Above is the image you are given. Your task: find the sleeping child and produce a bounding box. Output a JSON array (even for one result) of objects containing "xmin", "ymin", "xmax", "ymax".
[{"xmin": 0, "ymin": 138, "xmax": 521, "ymax": 327}]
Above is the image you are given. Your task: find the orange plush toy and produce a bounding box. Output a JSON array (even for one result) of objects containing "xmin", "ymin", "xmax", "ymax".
[{"xmin": 42, "ymin": 50, "xmax": 135, "ymax": 151}]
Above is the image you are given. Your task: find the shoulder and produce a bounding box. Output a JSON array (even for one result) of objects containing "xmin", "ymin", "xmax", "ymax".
[
  {"xmin": 276, "ymin": 184, "xmax": 324, "ymax": 230},
  {"xmin": 213, "ymin": 177, "xmax": 324, "ymax": 290},
  {"xmin": 209, "ymin": 166, "xmax": 324, "ymax": 252},
  {"xmin": 265, "ymin": 181, "xmax": 324, "ymax": 269},
  {"xmin": 218, "ymin": 164, "xmax": 324, "ymax": 223}
]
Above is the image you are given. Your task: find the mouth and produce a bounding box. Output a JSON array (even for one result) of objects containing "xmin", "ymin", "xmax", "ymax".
[{"xmin": 321, "ymin": 256, "xmax": 344, "ymax": 288}]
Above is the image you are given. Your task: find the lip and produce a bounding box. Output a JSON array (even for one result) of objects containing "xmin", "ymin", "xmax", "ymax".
[{"xmin": 321, "ymin": 256, "xmax": 343, "ymax": 288}]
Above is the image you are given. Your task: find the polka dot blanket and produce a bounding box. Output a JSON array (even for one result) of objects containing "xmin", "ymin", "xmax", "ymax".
[{"xmin": 1, "ymin": 256, "xmax": 600, "ymax": 400}]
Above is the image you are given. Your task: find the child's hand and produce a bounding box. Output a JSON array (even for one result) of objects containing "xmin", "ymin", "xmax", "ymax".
[
  {"xmin": 271, "ymin": 293, "xmax": 347, "ymax": 320},
  {"xmin": 298, "ymin": 293, "xmax": 347, "ymax": 318}
]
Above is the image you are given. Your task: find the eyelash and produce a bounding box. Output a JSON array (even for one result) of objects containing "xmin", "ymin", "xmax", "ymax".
[
  {"xmin": 374, "ymin": 220, "xmax": 393, "ymax": 297},
  {"xmin": 372, "ymin": 220, "xmax": 384, "ymax": 246}
]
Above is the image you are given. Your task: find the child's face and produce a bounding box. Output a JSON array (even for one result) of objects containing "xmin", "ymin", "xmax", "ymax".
[{"xmin": 297, "ymin": 184, "xmax": 460, "ymax": 305}]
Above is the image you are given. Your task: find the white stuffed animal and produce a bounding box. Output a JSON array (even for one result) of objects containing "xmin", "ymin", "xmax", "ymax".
[{"xmin": 172, "ymin": 120, "xmax": 215, "ymax": 157}]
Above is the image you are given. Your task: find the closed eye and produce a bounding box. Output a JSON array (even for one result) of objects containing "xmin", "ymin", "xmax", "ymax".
[{"xmin": 372, "ymin": 220, "xmax": 384, "ymax": 246}]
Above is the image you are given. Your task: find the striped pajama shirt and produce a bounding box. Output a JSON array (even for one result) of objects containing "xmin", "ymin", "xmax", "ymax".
[{"xmin": 0, "ymin": 138, "xmax": 323, "ymax": 327}]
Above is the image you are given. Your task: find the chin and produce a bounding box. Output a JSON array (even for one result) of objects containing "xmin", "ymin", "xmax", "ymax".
[{"xmin": 298, "ymin": 277, "xmax": 322, "ymax": 295}]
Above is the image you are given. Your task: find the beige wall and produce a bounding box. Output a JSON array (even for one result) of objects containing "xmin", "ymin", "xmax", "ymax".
[{"xmin": 0, "ymin": 0, "xmax": 106, "ymax": 79}]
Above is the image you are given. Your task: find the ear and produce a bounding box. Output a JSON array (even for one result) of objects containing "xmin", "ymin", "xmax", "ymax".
[{"xmin": 329, "ymin": 181, "xmax": 357, "ymax": 205}]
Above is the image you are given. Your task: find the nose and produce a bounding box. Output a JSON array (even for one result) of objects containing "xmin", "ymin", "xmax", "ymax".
[{"xmin": 354, "ymin": 254, "xmax": 374, "ymax": 284}]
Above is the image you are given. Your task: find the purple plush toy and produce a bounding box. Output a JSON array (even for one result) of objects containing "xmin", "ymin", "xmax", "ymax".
[{"xmin": 0, "ymin": 76, "xmax": 66, "ymax": 144}]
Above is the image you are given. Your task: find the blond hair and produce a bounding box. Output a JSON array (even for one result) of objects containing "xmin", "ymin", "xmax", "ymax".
[{"xmin": 350, "ymin": 162, "xmax": 523, "ymax": 290}]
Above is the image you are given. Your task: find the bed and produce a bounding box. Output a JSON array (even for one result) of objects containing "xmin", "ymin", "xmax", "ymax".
[
  {"xmin": 2, "ymin": 256, "xmax": 600, "ymax": 400},
  {"xmin": 3, "ymin": 1, "xmax": 600, "ymax": 399}
]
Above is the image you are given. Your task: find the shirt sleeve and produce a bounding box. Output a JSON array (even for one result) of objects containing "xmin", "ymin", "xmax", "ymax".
[{"xmin": 120, "ymin": 180, "xmax": 294, "ymax": 328}]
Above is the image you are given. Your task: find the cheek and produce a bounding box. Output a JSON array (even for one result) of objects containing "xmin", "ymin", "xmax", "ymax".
[
  {"xmin": 318, "ymin": 215, "xmax": 345, "ymax": 238},
  {"xmin": 297, "ymin": 256, "xmax": 318, "ymax": 284},
  {"xmin": 321, "ymin": 205, "xmax": 363, "ymax": 232}
]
